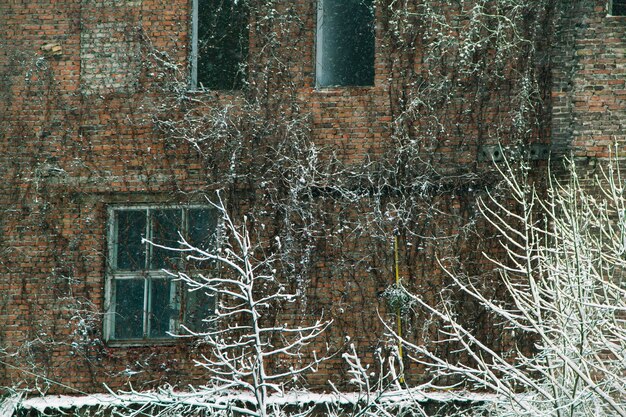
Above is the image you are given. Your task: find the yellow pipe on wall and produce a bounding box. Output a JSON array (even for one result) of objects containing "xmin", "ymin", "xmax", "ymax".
[{"xmin": 394, "ymin": 235, "xmax": 405, "ymax": 384}]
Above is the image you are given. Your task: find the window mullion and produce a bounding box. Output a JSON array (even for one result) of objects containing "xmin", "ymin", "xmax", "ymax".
[
  {"xmin": 144, "ymin": 208, "xmax": 152, "ymax": 338},
  {"xmin": 106, "ymin": 208, "xmax": 117, "ymax": 341},
  {"xmin": 315, "ymin": 0, "xmax": 324, "ymax": 88},
  {"xmin": 144, "ymin": 278, "xmax": 150, "ymax": 338},
  {"xmin": 106, "ymin": 205, "xmax": 216, "ymax": 342},
  {"xmin": 146, "ymin": 208, "xmax": 152, "ymax": 270},
  {"xmin": 178, "ymin": 208, "xmax": 187, "ymax": 329},
  {"xmin": 170, "ymin": 279, "xmax": 179, "ymax": 333}
]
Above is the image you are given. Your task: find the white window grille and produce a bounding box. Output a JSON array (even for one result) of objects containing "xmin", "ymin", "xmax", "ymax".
[{"xmin": 104, "ymin": 205, "xmax": 217, "ymax": 343}]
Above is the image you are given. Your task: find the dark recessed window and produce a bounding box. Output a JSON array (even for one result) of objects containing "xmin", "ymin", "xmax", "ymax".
[
  {"xmin": 191, "ymin": 0, "xmax": 249, "ymax": 90},
  {"xmin": 105, "ymin": 205, "xmax": 217, "ymax": 342},
  {"xmin": 612, "ymin": 0, "xmax": 626, "ymax": 15},
  {"xmin": 316, "ymin": 0, "xmax": 375, "ymax": 87}
]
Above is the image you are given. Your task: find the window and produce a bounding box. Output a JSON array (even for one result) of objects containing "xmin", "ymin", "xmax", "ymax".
[
  {"xmin": 105, "ymin": 205, "xmax": 218, "ymax": 342},
  {"xmin": 191, "ymin": 0, "xmax": 249, "ymax": 90},
  {"xmin": 611, "ymin": 0, "xmax": 626, "ymax": 15},
  {"xmin": 316, "ymin": 0, "xmax": 375, "ymax": 87}
]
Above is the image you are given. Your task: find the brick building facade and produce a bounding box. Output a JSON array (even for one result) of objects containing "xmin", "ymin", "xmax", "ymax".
[
  {"xmin": 552, "ymin": 1, "xmax": 626, "ymax": 158},
  {"xmin": 0, "ymin": 0, "xmax": 624, "ymax": 409}
]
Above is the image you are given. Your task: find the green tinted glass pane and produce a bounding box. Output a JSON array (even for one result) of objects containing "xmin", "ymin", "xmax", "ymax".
[
  {"xmin": 614, "ymin": 0, "xmax": 626, "ymax": 15},
  {"xmin": 116, "ymin": 210, "xmax": 146, "ymax": 270},
  {"xmin": 184, "ymin": 288, "xmax": 215, "ymax": 333},
  {"xmin": 151, "ymin": 209, "xmax": 182, "ymax": 269},
  {"xmin": 114, "ymin": 279, "xmax": 145, "ymax": 339},
  {"xmin": 149, "ymin": 279, "xmax": 174, "ymax": 338},
  {"xmin": 318, "ymin": 0, "xmax": 375, "ymax": 87},
  {"xmin": 188, "ymin": 208, "xmax": 218, "ymax": 250},
  {"xmin": 197, "ymin": 0, "xmax": 249, "ymax": 90}
]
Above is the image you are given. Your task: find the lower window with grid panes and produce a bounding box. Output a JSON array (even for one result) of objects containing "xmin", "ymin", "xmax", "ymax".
[{"xmin": 104, "ymin": 205, "xmax": 217, "ymax": 343}]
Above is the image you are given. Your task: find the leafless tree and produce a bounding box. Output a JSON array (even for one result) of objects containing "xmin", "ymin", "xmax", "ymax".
[
  {"xmin": 389, "ymin": 155, "xmax": 626, "ymax": 417},
  {"xmin": 103, "ymin": 194, "xmax": 332, "ymax": 417},
  {"xmin": 2, "ymin": 1, "xmax": 559, "ymax": 415}
]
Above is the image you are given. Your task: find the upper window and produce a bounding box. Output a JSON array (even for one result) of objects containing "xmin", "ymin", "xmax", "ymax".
[
  {"xmin": 105, "ymin": 205, "xmax": 218, "ymax": 343},
  {"xmin": 316, "ymin": 0, "xmax": 375, "ymax": 87},
  {"xmin": 611, "ymin": 0, "xmax": 626, "ymax": 15},
  {"xmin": 191, "ymin": 0, "xmax": 249, "ymax": 90}
]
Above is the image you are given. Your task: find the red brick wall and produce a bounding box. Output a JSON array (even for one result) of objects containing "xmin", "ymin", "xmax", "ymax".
[
  {"xmin": 0, "ymin": 0, "xmax": 552, "ymax": 395},
  {"xmin": 552, "ymin": 0, "xmax": 626, "ymax": 158}
]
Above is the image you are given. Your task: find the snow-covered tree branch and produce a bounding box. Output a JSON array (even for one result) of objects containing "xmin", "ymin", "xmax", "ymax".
[
  {"xmin": 390, "ymin": 155, "xmax": 626, "ymax": 417},
  {"xmin": 116, "ymin": 194, "xmax": 332, "ymax": 417}
]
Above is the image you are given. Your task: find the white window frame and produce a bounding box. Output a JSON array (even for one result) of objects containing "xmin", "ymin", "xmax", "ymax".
[
  {"xmin": 315, "ymin": 0, "xmax": 325, "ymax": 88},
  {"xmin": 104, "ymin": 204, "xmax": 216, "ymax": 344},
  {"xmin": 190, "ymin": 0, "xmax": 200, "ymax": 90}
]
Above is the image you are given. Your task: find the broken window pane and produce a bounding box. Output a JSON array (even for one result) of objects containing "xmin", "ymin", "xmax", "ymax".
[
  {"xmin": 613, "ymin": 0, "xmax": 626, "ymax": 15},
  {"xmin": 114, "ymin": 279, "xmax": 145, "ymax": 340},
  {"xmin": 115, "ymin": 210, "xmax": 146, "ymax": 270},
  {"xmin": 317, "ymin": 0, "xmax": 375, "ymax": 87},
  {"xmin": 197, "ymin": 0, "xmax": 249, "ymax": 90},
  {"xmin": 151, "ymin": 209, "xmax": 182, "ymax": 269},
  {"xmin": 149, "ymin": 279, "xmax": 175, "ymax": 338}
]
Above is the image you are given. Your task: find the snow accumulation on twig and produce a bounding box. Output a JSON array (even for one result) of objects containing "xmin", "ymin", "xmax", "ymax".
[
  {"xmin": 0, "ymin": 394, "xmax": 21, "ymax": 417},
  {"xmin": 12, "ymin": 389, "xmax": 499, "ymax": 414}
]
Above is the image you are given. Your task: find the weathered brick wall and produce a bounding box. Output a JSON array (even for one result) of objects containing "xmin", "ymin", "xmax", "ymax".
[
  {"xmin": 552, "ymin": 0, "xmax": 626, "ymax": 158},
  {"xmin": 1, "ymin": 0, "xmax": 552, "ymax": 396},
  {"xmin": 0, "ymin": 0, "xmax": 212, "ymax": 394}
]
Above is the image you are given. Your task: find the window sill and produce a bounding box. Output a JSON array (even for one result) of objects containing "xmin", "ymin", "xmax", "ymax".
[
  {"xmin": 182, "ymin": 88, "xmax": 247, "ymax": 105},
  {"xmin": 105, "ymin": 337, "xmax": 188, "ymax": 348},
  {"xmin": 186, "ymin": 87, "xmax": 245, "ymax": 96},
  {"xmin": 312, "ymin": 85, "xmax": 377, "ymax": 98},
  {"xmin": 314, "ymin": 85, "xmax": 375, "ymax": 92}
]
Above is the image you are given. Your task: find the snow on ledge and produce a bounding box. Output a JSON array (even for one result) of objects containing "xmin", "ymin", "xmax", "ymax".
[
  {"xmin": 0, "ymin": 395, "xmax": 21, "ymax": 417},
  {"xmin": 14, "ymin": 389, "xmax": 498, "ymax": 414},
  {"xmin": 19, "ymin": 393, "xmax": 131, "ymax": 412}
]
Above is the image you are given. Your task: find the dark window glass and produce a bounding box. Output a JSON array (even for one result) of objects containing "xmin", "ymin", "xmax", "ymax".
[
  {"xmin": 197, "ymin": 0, "xmax": 249, "ymax": 90},
  {"xmin": 108, "ymin": 206, "xmax": 217, "ymax": 341},
  {"xmin": 613, "ymin": 0, "xmax": 626, "ymax": 15},
  {"xmin": 317, "ymin": 0, "xmax": 375, "ymax": 87},
  {"xmin": 114, "ymin": 279, "xmax": 145, "ymax": 339},
  {"xmin": 185, "ymin": 288, "xmax": 215, "ymax": 333},
  {"xmin": 151, "ymin": 209, "xmax": 182, "ymax": 269},
  {"xmin": 115, "ymin": 210, "xmax": 146, "ymax": 270},
  {"xmin": 188, "ymin": 208, "xmax": 218, "ymax": 250},
  {"xmin": 184, "ymin": 208, "xmax": 218, "ymax": 333},
  {"xmin": 149, "ymin": 279, "xmax": 175, "ymax": 338},
  {"xmin": 187, "ymin": 208, "xmax": 219, "ymax": 270}
]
